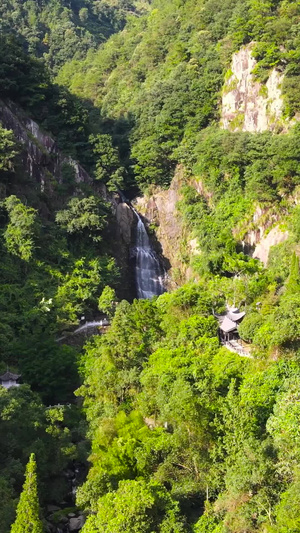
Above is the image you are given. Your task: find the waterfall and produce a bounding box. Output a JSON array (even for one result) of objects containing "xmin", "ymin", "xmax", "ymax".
[{"xmin": 133, "ymin": 209, "xmax": 165, "ymax": 299}]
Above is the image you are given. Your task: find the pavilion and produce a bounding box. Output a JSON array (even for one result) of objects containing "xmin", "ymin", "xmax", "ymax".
[
  {"xmin": 0, "ymin": 371, "xmax": 21, "ymax": 389},
  {"xmin": 218, "ymin": 307, "xmax": 245, "ymax": 343}
]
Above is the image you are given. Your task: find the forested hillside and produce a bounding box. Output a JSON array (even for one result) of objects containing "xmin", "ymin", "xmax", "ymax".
[
  {"xmin": 0, "ymin": 32, "xmax": 122, "ymax": 531},
  {"xmin": 1, "ymin": 0, "xmax": 300, "ymax": 532},
  {"xmin": 0, "ymin": 0, "xmax": 150, "ymax": 72}
]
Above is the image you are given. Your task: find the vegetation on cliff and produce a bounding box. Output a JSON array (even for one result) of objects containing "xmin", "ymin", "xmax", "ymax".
[
  {"xmin": 0, "ymin": 0, "xmax": 300, "ymax": 532},
  {"xmin": 57, "ymin": 0, "xmax": 300, "ymax": 189}
]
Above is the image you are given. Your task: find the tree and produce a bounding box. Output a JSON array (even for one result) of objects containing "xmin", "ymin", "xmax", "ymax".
[
  {"xmin": 55, "ymin": 196, "xmax": 109, "ymax": 243},
  {"xmin": 91, "ymin": 134, "xmax": 124, "ymax": 191},
  {"xmin": 238, "ymin": 312, "xmax": 264, "ymax": 343},
  {"xmin": 98, "ymin": 285, "xmax": 117, "ymax": 317},
  {"xmin": 3, "ymin": 196, "xmax": 39, "ymax": 261},
  {"xmin": 82, "ymin": 479, "xmax": 184, "ymax": 533},
  {"xmin": 10, "ymin": 453, "xmax": 43, "ymax": 533},
  {"xmin": 0, "ymin": 126, "xmax": 17, "ymax": 172},
  {"xmin": 286, "ymin": 252, "xmax": 300, "ymax": 293}
]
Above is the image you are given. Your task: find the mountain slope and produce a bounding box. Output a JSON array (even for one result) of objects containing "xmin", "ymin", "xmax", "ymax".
[{"xmin": 0, "ymin": 0, "xmax": 150, "ymax": 73}]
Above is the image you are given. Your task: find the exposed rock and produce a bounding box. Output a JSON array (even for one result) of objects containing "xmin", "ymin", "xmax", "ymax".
[
  {"xmin": 135, "ymin": 166, "xmax": 192, "ymax": 285},
  {"xmin": 144, "ymin": 417, "xmax": 157, "ymax": 429},
  {"xmin": 189, "ymin": 237, "xmax": 201, "ymax": 255},
  {"xmin": 135, "ymin": 165, "xmax": 292, "ymax": 283},
  {"xmin": 234, "ymin": 203, "xmax": 288, "ymax": 252},
  {"xmin": 253, "ymin": 225, "xmax": 289, "ymax": 265},
  {"xmin": 59, "ymin": 516, "xmax": 69, "ymax": 524},
  {"xmin": 0, "ymin": 100, "xmax": 92, "ymax": 191},
  {"xmin": 47, "ymin": 505, "xmax": 61, "ymax": 513},
  {"xmin": 221, "ymin": 43, "xmax": 291, "ymax": 133},
  {"xmin": 0, "ymin": 100, "xmax": 136, "ymax": 299},
  {"xmin": 192, "ymin": 178, "xmax": 214, "ymax": 205},
  {"xmin": 116, "ymin": 202, "xmax": 135, "ymax": 245},
  {"xmin": 45, "ymin": 521, "xmax": 56, "ymax": 533},
  {"xmin": 69, "ymin": 515, "xmax": 85, "ymax": 531},
  {"xmin": 134, "ymin": 167, "xmax": 208, "ymax": 285}
]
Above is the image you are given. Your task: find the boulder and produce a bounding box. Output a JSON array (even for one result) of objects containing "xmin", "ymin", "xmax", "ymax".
[
  {"xmin": 69, "ymin": 517, "xmax": 82, "ymax": 531},
  {"xmin": 47, "ymin": 505, "xmax": 61, "ymax": 513}
]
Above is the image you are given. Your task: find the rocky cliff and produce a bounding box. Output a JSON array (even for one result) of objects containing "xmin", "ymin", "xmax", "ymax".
[
  {"xmin": 135, "ymin": 167, "xmax": 293, "ymax": 282},
  {"xmin": 132, "ymin": 44, "xmax": 300, "ymax": 283},
  {"xmin": 135, "ymin": 167, "xmax": 202, "ymax": 285},
  {"xmin": 0, "ymin": 100, "xmax": 93, "ymax": 195},
  {"xmin": 0, "ymin": 100, "xmax": 136, "ymax": 298},
  {"xmin": 221, "ymin": 43, "xmax": 290, "ymax": 133},
  {"xmin": 235, "ymin": 204, "xmax": 290, "ymax": 265}
]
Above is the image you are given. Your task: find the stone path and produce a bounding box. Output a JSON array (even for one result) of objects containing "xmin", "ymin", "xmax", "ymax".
[{"xmin": 223, "ymin": 340, "xmax": 253, "ymax": 358}]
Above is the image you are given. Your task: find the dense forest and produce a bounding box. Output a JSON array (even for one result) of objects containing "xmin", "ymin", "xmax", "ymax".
[{"xmin": 1, "ymin": 0, "xmax": 300, "ymax": 532}]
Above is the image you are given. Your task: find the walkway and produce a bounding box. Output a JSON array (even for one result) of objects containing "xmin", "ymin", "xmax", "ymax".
[{"xmin": 223, "ymin": 339, "xmax": 253, "ymax": 358}]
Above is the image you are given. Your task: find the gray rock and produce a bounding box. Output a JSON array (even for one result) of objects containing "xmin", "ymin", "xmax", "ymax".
[
  {"xmin": 69, "ymin": 515, "xmax": 85, "ymax": 531},
  {"xmin": 47, "ymin": 505, "xmax": 61, "ymax": 513},
  {"xmin": 78, "ymin": 515, "xmax": 85, "ymax": 527},
  {"xmin": 68, "ymin": 513, "xmax": 76, "ymax": 518}
]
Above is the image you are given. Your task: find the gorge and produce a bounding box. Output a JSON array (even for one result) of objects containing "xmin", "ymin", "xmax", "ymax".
[{"xmin": 2, "ymin": 1, "xmax": 300, "ymax": 533}]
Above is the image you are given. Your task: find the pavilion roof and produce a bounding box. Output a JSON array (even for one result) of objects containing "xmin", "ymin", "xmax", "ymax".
[
  {"xmin": 220, "ymin": 316, "xmax": 238, "ymax": 333},
  {"xmin": 228, "ymin": 311, "xmax": 245, "ymax": 322},
  {"xmin": 0, "ymin": 371, "xmax": 21, "ymax": 382}
]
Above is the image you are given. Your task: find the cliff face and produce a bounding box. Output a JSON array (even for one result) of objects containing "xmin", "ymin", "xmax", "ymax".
[
  {"xmin": 0, "ymin": 100, "xmax": 92, "ymax": 194},
  {"xmin": 221, "ymin": 44, "xmax": 289, "ymax": 133},
  {"xmin": 135, "ymin": 167, "xmax": 201, "ymax": 285},
  {"xmin": 135, "ymin": 168, "xmax": 293, "ymax": 283},
  {"xmin": 133, "ymin": 43, "xmax": 299, "ymax": 282},
  {"xmin": 0, "ymin": 99, "xmax": 136, "ymax": 298},
  {"xmin": 235, "ymin": 204, "xmax": 290, "ymax": 265}
]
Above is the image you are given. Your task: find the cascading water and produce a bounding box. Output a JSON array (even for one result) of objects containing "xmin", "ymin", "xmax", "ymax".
[{"xmin": 133, "ymin": 209, "xmax": 165, "ymax": 299}]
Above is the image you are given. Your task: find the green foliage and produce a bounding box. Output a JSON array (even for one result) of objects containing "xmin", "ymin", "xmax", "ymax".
[
  {"xmin": 3, "ymin": 196, "xmax": 39, "ymax": 261},
  {"xmin": 286, "ymin": 252, "xmax": 300, "ymax": 293},
  {"xmin": 0, "ymin": 0, "xmax": 150, "ymax": 74},
  {"xmin": 91, "ymin": 134, "xmax": 125, "ymax": 191},
  {"xmin": 75, "ymin": 271, "xmax": 300, "ymax": 531},
  {"xmin": 82, "ymin": 479, "xmax": 185, "ymax": 533},
  {"xmin": 2, "ymin": 1, "xmax": 300, "ymax": 532},
  {"xmin": 274, "ymin": 480, "xmax": 300, "ymax": 533},
  {"xmin": 0, "ymin": 126, "xmax": 17, "ymax": 171},
  {"xmin": 56, "ymin": 196, "xmax": 109, "ymax": 243},
  {"xmin": 0, "ymin": 36, "xmax": 50, "ymax": 108},
  {"xmin": 56, "ymin": 0, "xmax": 300, "ymax": 192},
  {"xmin": 238, "ymin": 313, "xmax": 264, "ymax": 343},
  {"xmin": 98, "ymin": 285, "xmax": 117, "ymax": 317},
  {"xmin": 0, "ymin": 385, "xmax": 86, "ymax": 532},
  {"xmin": 10, "ymin": 453, "xmax": 43, "ymax": 533}
]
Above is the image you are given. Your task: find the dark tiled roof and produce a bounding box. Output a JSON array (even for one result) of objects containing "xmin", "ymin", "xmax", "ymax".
[
  {"xmin": 228, "ymin": 311, "xmax": 245, "ymax": 322},
  {"xmin": 0, "ymin": 372, "xmax": 21, "ymax": 381},
  {"xmin": 220, "ymin": 316, "xmax": 238, "ymax": 333},
  {"xmin": 219, "ymin": 308, "xmax": 246, "ymax": 333}
]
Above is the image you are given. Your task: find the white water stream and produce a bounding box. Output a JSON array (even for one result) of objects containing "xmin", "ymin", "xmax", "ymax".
[{"xmin": 133, "ymin": 209, "xmax": 165, "ymax": 299}]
